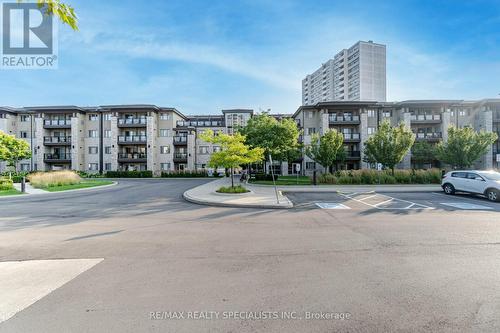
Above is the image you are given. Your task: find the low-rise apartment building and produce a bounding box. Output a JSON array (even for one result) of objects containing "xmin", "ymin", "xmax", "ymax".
[
  {"xmin": 1, "ymin": 100, "xmax": 499, "ymax": 176},
  {"xmin": 0, "ymin": 105, "xmax": 252, "ymax": 176},
  {"xmin": 294, "ymin": 99, "xmax": 500, "ymax": 174}
]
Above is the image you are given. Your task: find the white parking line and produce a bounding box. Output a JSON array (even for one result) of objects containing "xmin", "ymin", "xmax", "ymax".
[
  {"xmin": 358, "ymin": 194, "xmax": 378, "ymax": 201},
  {"xmin": 315, "ymin": 202, "xmax": 351, "ymax": 210},
  {"xmin": 440, "ymin": 202, "xmax": 494, "ymax": 210},
  {"xmin": 338, "ymin": 192, "xmax": 434, "ymax": 210}
]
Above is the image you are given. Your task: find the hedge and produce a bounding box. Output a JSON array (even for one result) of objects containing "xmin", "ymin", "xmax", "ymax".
[
  {"xmin": 161, "ymin": 171, "xmax": 222, "ymax": 178},
  {"xmin": 318, "ymin": 169, "xmax": 442, "ymax": 185},
  {"xmin": 105, "ymin": 171, "xmax": 153, "ymax": 178},
  {"xmin": 0, "ymin": 178, "xmax": 14, "ymax": 190},
  {"xmin": 252, "ymin": 173, "xmax": 279, "ymax": 181}
]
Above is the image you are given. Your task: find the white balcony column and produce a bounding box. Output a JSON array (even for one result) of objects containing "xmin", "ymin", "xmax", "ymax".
[
  {"xmin": 320, "ymin": 110, "xmax": 329, "ymax": 135},
  {"xmin": 110, "ymin": 115, "xmax": 119, "ymax": 171},
  {"xmin": 71, "ymin": 114, "xmax": 84, "ymax": 171},
  {"xmin": 401, "ymin": 112, "xmax": 412, "ymax": 169},
  {"xmin": 147, "ymin": 114, "xmax": 160, "ymax": 176},
  {"xmin": 441, "ymin": 109, "xmax": 451, "ymax": 142},
  {"xmin": 359, "ymin": 111, "xmax": 369, "ymax": 169},
  {"xmin": 187, "ymin": 131, "xmax": 196, "ymax": 171},
  {"xmin": 34, "ymin": 116, "xmax": 46, "ymax": 171}
]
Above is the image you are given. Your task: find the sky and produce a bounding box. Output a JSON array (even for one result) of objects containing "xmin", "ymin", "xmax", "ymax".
[{"xmin": 1, "ymin": 0, "xmax": 500, "ymax": 114}]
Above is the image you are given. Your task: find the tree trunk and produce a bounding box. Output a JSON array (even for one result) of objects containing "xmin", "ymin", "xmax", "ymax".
[
  {"xmin": 231, "ymin": 167, "xmax": 234, "ymax": 188},
  {"xmin": 391, "ymin": 167, "xmax": 395, "ymax": 176}
]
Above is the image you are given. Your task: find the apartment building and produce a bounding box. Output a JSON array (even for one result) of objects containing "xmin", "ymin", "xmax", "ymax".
[
  {"xmin": 0, "ymin": 105, "xmax": 253, "ymax": 176},
  {"xmin": 294, "ymin": 99, "xmax": 500, "ymax": 174},
  {"xmin": 302, "ymin": 40, "xmax": 386, "ymax": 105}
]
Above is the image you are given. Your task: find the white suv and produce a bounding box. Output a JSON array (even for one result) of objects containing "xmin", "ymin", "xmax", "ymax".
[{"xmin": 441, "ymin": 170, "xmax": 500, "ymax": 202}]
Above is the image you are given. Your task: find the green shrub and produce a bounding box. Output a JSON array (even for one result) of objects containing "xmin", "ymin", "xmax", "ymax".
[
  {"xmin": 77, "ymin": 171, "xmax": 105, "ymax": 178},
  {"xmin": 1, "ymin": 171, "xmax": 31, "ymax": 183},
  {"xmin": 161, "ymin": 170, "xmax": 221, "ymax": 178},
  {"xmin": 105, "ymin": 171, "xmax": 153, "ymax": 178},
  {"xmin": 253, "ymin": 173, "xmax": 278, "ymax": 181},
  {"xmin": 317, "ymin": 169, "xmax": 442, "ymax": 185},
  {"xmin": 29, "ymin": 171, "xmax": 81, "ymax": 188},
  {"xmin": 216, "ymin": 185, "xmax": 249, "ymax": 194},
  {"xmin": 0, "ymin": 178, "xmax": 14, "ymax": 190}
]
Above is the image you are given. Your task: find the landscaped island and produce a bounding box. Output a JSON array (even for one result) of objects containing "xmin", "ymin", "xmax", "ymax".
[{"xmin": 29, "ymin": 171, "xmax": 113, "ymax": 192}]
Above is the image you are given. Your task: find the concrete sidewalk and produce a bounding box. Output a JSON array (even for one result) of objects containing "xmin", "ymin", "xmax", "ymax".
[
  {"xmin": 276, "ymin": 184, "xmax": 442, "ymax": 193},
  {"xmin": 13, "ymin": 183, "xmax": 48, "ymax": 194},
  {"xmin": 183, "ymin": 177, "xmax": 293, "ymax": 209}
]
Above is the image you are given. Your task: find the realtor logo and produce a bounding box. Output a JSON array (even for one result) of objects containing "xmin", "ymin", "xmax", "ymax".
[{"xmin": 1, "ymin": 2, "xmax": 58, "ymax": 69}]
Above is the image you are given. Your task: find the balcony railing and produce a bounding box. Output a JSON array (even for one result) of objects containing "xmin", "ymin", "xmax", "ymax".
[
  {"xmin": 177, "ymin": 120, "xmax": 223, "ymax": 127},
  {"xmin": 411, "ymin": 114, "xmax": 441, "ymax": 122},
  {"xmin": 118, "ymin": 118, "xmax": 147, "ymax": 126},
  {"xmin": 44, "ymin": 136, "xmax": 71, "ymax": 144},
  {"xmin": 118, "ymin": 153, "xmax": 147, "ymax": 160},
  {"xmin": 343, "ymin": 133, "xmax": 361, "ymax": 140},
  {"xmin": 44, "ymin": 153, "xmax": 72, "ymax": 161},
  {"xmin": 117, "ymin": 135, "xmax": 147, "ymax": 143},
  {"xmin": 173, "ymin": 153, "xmax": 188, "ymax": 160},
  {"xmin": 329, "ymin": 115, "xmax": 360, "ymax": 123},
  {"xmin": 43, "ymin": 119, "xmax": 71, "ymax": 127},
  {"xmin": 173, "ymin": 136, "xmax": 188, "ymax": 144},
  {"xmin": 345, "ymin": 151, "xmax": 361, "ymax": 159},
  {"xmin": 416, "ymin": 132, "xmax": 442, "ymax": 140}
]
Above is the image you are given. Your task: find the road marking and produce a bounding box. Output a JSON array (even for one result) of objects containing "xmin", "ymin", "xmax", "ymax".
[
  {"xmin": 358, "ymin": 194, "xmax": 378, "ymax": 201},
  {"xmin": 440, "ymin": 202, "xmax": 494, "ymax": 210},
  {"xmin": 315, "ymin": 202, "xmax": 351, "ymax": 210},
  {"xmin": 339, "ymin": 192, "xmax": 434, "ymax": 210},
  {"xmin": 0, "ymin": 258, "xmax": 103, "ymax": 323}
]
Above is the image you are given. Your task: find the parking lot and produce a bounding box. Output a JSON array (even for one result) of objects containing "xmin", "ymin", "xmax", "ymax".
[{"xmin": 287, "ymin": 190, "xmax": 500, "ymax": 212}]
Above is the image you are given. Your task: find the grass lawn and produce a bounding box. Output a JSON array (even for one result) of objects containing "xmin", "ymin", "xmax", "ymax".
[
  {"xmin": 250, "ymin": 175, "xmax": 312, "ymax": 186},
  {"xmin": 0, "ymin": 188, "xmax": 23, "ymax": 196},
  {"xmin": 43, "ymin": 180, "xmax": 114, "ymax": 192}
]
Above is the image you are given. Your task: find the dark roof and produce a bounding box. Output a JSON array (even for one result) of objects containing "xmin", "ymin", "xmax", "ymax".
[{"xmin": 221, "ymin": 109, "xmax": 254, "ymax": 114}]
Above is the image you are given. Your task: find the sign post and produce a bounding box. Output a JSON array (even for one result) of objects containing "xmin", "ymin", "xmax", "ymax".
[
  {"xmin": 269, "ymin": 154, "xmax": 280, "ymax": 204},
  {"xmin": 295, "ymin": 163, "xmax": 301, "ymax": 184}
]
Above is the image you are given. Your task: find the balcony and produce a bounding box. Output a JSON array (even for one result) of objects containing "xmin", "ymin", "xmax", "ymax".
[
  {"xmin": 345, "ymin": 151, "xmax": 361, "ymax": 160},
  {"xmin": 44, "ymin": 136, "xmax": 71, "ymax": 145},
  {"xmin": 118, "ymin": 118, "xmax": 147, "ymax": 128},
  {"xmin": 118, "ymin": 152, "xmax": 147, "ymax": 163},
  {"xmin": 329, "ymin": 115, "xmax": 360, "ymax": 125},
  {"xmin": 43, "ymin": 119, "xmax": 71, "ymax": 129},
  {"xmin": 117, "ymin": 135, "xmax": 147, "ymax": 144},
  {"xmin": 415, "ymin": 132, "xmax": 442, "ymax": 141},
  {"xmin": 173, "ymin": 136, "xmax": 188, "ymax": 145},
  {"xmin": 176, "ymin": 120, "xmax": 223, "ymax": 127},
  {"xmin": 44, "ymin": 153, "xmax": 72, "ymax": 163},
  {"xmin": 173, "ymin": 152, "xmax": 188, "ymax": 162},
  {"xmin": 411, "ymin": 114, "xmax": 441, "ymax": 123},
  {"xmin": 343, "ymin": 133, "xmax": 361, "ymax": 142},
  {"xmin": 494, "ymin": 117, "xmax": 500, "ymax": 123}
]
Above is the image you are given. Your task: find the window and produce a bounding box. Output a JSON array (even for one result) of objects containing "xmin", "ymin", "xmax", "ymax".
[
  {"xmin": 213, "ymin": 146, "xmax": 221, "ymax": 153},
  {"xmin": 306, "ymin": 162, "xmax": 316, "ymax": 170},
  {"xmin": 103, "ymin": 114, "xmax": 112, "ymax": 121},
  {"xmin": 161, "ymin": 163, "xmax": 171, "ymax": 171},
  {"xmin": 159, "ymin": 129, "xmax": 170, "ymax": 137},
  {"xmin": 105, "ymin": 163, "xmax": 112, "ymax": 171},
  {"xmin": 367, "ymin": 110, "xmax": 375, "ymax": 118},
  {"xmin": 20, "ymin": 163, "xmax": 30, "ymax": 171},
  {"xmin": 20, "ymin": 115, "xmax": 29, "ymax": 122},
  {"xmin": 199, "ymin": 146, "xmax": 209, "ymax": 154},
  {"xmin": 104, "ymin": 130, "xmax": 111, "ymax": 138},
  {"xmin": 88, "ymin": 130, "xmax": 98, "ymax": 138},
  {"xmin": 307, "ymin": 127, "xmax": 316, "ymax": 135},
  {"xmin": 451, "ymin": 172, "xmax": 467, "ymax": 178},
  {"xmin": 467, "ymin": 173, "xmax": 484, "ymax": 181},
  {"xmin": 160, "ymin": 113, "xmax": 171, "ymax": 120},
  {"xmin": 88, "ymin": 114, "xmax": 98, "ymax": 121},
  {"xmin": 160, "ymin": 146, "xmax": 170, "ymax": 154},
  {"xmin": 20, "ymin": 131, "xmax": 28, "ymax": 138},
  {"xmin": 368, "ymin": 127, "xmax": 376, "ymax": 135},
  {"xmin": 88, "ymin": 163, "xmax": 99, "ymax": 171},
  {"xmin": 307, "ymin": 111, "xmax": 314, "ymax": 119},
  {"xmin": 88, "ymin": 146, "xmax": 98, "ymax": 154},
  {"xmin": 105, "ymin": 146, "xmax": 111, "ymax": 154},
  {"xmin": 382, "ymin": 111, "xmax": 391, "ymax": 118}
]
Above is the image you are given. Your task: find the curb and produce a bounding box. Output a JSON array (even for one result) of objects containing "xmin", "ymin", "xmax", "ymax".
[
  {"xmin": 182, "ymin": 191, "xmax": 293, "ymax": 209},
  {"xmin": 0, "ymin": 181, "xmax": 118, "ymax": 200}
]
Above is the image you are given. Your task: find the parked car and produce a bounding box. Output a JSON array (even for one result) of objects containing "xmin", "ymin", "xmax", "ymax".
[{"xmin": 441, "ymin": 170, "xmax": 500, "ymax": 202}]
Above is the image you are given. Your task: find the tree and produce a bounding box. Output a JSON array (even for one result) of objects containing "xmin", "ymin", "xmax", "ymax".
[
  {"xmin": 0, "ymin": 131, "xmax": 32, "ymax": 173},
  {"xmin": 435, "ymin": 126, "xmax": 498, "ymax": 169},
  {"xmin": 240, "ymin": 113, "xmax": 300, "ymax": 165},
  {"xmin": 411, "ymin": 141, "xmax": 436, "ymax": 169},
  {"xmin": 18, "ymin": 0, "xmax": 78, "ymax": 30},
  {"xmin": 306, "ymin": 129, "xmax": 345, "ymax": 173},
  {"xmin": 363, "ymin": 121, "xmax": 415, "ymax": 175},
  {"xmin": 200, "ymin": 130, "xmax": 264, "ymax": 188}
]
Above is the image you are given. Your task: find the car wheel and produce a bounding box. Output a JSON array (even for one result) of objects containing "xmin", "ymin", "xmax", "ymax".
[
  {"xmin": 486, "ymin": 189, "xmax": 499, "ymax": 202},
  {"xmin": 443, "ymin": 183, "xmax": 455, "ymax": 195}
]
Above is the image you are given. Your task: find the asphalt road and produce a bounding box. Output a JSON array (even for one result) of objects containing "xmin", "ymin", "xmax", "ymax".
[{"xmin": 1, "ymin": 180, "xmax": 500, "ymax": 332}]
